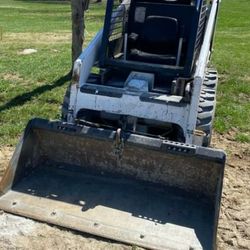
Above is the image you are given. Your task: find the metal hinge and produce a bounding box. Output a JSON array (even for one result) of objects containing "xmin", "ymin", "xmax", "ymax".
[{"xmin": 113, "ymin": 128, "xmax": 124, "ymax": 160}]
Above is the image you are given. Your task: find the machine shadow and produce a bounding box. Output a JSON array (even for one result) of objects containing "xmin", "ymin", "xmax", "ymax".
[
  {"xmin": 12, "ymin": 162, "xmax": 214, "ymax": 249},
  {"xmin": 0, "ymin": 73, "xmax": 71, "ymax": 113}
]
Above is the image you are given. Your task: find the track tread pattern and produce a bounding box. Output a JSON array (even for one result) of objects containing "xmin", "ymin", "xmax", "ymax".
[{"xmin": 196, "ymin": 68, "xmax": 218, "ymax": 146}]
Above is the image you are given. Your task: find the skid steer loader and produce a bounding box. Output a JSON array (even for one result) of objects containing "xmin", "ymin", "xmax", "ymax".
[{"xmin": 0, "ymin": 0, "xmax": 225, "ymax": 249}]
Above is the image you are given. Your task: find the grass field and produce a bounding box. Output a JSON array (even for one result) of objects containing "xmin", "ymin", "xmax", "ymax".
[
  {"xmin": 213, "ymin": 0, "xmax": 250, "ymax": 142},
  {"xmin": 0, "ymin": 0, "xmax": 249, "ymax": 146}
]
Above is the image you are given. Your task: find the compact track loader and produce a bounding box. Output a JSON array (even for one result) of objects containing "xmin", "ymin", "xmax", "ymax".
[{"xmin": 0, "ymin": 0, "xmax": 225, "ymax": 249}]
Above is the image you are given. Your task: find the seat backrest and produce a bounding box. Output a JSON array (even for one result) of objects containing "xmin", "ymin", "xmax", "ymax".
[
  {"xmin": 137, "ymin": 16, "xmax": 179, "ymax": 54},
  {"xmin": 100, "ymin": 0, "xmax": 205, "ymax": 78}
]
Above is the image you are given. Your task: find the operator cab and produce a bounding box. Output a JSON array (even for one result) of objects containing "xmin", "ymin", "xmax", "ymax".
[{"xmin": 87, "ymin": 0, "xmax": 208, "ymax": 94}]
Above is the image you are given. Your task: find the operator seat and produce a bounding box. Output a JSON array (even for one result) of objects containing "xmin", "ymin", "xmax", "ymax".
[{"xmin": 128, "ymin": 15, "xmax": 180, "ymax": 65}]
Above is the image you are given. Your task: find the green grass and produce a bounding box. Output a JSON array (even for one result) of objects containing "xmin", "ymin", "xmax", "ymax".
[
  {"xmin": 0, "ymin": 0, "xmax": 249, "ymax": 146},
  {"xmin": 212, "ymin": 0, "xmax": 250, "ymax": 142},
  {"xmin": 0, "ymin": 0, "xmax": 105, "ymax": 145}
]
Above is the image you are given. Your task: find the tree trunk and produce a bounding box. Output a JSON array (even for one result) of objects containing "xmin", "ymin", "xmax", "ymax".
[{"xmin": 71, "ymin": 0, "xmax": 89, "ymax": 68}]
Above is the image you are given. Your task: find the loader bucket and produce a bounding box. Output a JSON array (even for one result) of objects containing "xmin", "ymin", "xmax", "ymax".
[{"xmin": 0, "ymin": 118, "xmax": 225, "ymax": 250}]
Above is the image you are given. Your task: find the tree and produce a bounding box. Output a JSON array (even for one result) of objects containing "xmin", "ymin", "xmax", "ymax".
[{"xmin": 71, "ymin": 0, "xmax": 90, "ymax": 68}]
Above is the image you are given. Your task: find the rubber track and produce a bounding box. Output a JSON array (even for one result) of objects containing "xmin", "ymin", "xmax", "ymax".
[{"xmin": 196, "ymin": 68, "xmax": 218, "ymax": 146}]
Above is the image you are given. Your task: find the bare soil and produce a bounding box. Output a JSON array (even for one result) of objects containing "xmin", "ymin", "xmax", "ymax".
[
  {"xmin": 2, "ymin": 32, "xmax": 71, "ymax": 44},
  {"xmin": 212, "ymin": 132, "xmax": 250, "ymax": 250},
  {"xmin": 0, "ymin": 132, "xmax": 249, "ymax": 250},
  {"xmin": 2, "ymin": 32, "xmax": 94, "ymax": 46},
  {"xmin": 0, "ymin": 146, "xmax": 13, "ymax": 179}
]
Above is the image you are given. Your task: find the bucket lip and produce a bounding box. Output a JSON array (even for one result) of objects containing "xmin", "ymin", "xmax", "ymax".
[{"xmin": 27, "ymin": 118, "xmax": 226, "ymax": 164}]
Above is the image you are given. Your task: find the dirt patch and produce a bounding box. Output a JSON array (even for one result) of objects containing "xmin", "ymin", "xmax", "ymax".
[
  {"xmin": 1, "ymin": 73, "xmax": 23, "ymax": 82},
  {"xmin": 240, "ymin": 75, "xmax": 250, "ymax": 83},
  {"xmin": 0, "ymin": 146, "xmax": 13, "ymax": 179},
  {"xmin": 0, "ymin": 132, "xmax": 249, "ymax": 249},
  {"xmin": 212, "ymin": 132, "xmax": 250, "ymax": 249},
  {"xmin": 2, "ymin": 32, "xmax": 71, "ymax": 44},
  {"xmin": 1, "ymin": 32, "xmax": 95, "ymax": 45}
]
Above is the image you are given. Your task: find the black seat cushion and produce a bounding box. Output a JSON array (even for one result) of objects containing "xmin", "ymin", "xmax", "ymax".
[
  {"xmin": 130, "ymin": 49, "xmax": 176, "ymax": 65},
  {"xmin": 138, "ymin": 15, "xmax": 179, "ymax": 54},
  {"xmin": 128, "ymin": 15, "xmax": 179, "ymax": 65}
]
